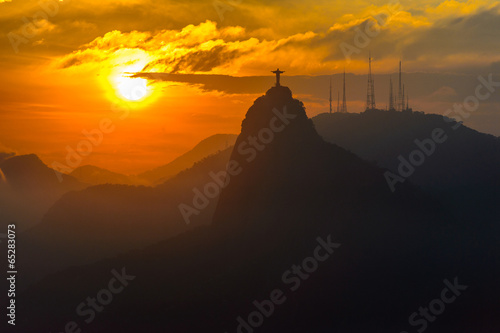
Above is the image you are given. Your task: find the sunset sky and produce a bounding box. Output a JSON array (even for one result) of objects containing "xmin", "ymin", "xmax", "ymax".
[{"xmin": 1, "ymin": 0, "xmax": 499, "ymax": 174}]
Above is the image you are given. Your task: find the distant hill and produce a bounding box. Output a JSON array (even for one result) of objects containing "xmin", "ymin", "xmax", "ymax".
[
  {"xmin": 70, "ymin": 164, "xmax": 146, "ymax": 186},
  {"xmin": 312, "ymin": 109, "xmax": 500, "ymax": 222},
  {"xmin": 137, "ymin": 133, "xmax": 237, "ymax": 184},
  {"xmin": 18, "ymin": 148, "xmax": 233, "ymax": 289},
  {"xmin": 0, "ymin": 134, "xmax": 237, "ymax": 230},
  {"xmin": 1, "ymin": 154, "xmax": 82, "ymax": 190},
  {"xmin": 17, "ymin": 86, "xmax": 499, "ymax": 332},
  {"xmin": 69, "ymin": 134, "xmax": 238, "ymax": 186},
  {"xmin": 0, "ymin": 154, "xmax": 88, "ymax": 230}
]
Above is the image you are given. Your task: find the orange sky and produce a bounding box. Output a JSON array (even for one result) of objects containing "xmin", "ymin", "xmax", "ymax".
[{"xmin": 1, "ymin": 0, "xmax": 500, "ymax": 174}]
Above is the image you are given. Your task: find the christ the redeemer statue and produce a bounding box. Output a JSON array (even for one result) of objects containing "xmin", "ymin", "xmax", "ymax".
[{"xmin": 272, "ymin": 68, "xmax": 284, "ymax": 87}]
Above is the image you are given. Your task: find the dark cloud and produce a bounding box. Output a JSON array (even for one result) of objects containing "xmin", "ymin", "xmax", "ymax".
[
  {"xmin": 135, "ymin": 71, "xmax": 500, "ymax": 103},
  {"xmin": 402, "ymin": 6, "xmax": 500, "ymax": 60},
  {"xmin": 134, "ymin": 73, "xmax": 274, "ymax": 94}
]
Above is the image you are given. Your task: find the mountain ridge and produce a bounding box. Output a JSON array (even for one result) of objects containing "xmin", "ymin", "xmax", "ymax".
[
  {"xmin": 137, "ymin": 133, "xmax": 237, "ymax": 185},
  {"xmin": 0, "ymin": 154, "xmax": 88, "ymax": 230}
]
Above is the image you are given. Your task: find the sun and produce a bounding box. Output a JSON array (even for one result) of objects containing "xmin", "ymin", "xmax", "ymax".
[
  {"xmin": 116, "ymin": 75, "xmax": 150, "ymax": 101},
  {"xmin": 103, "ymin": 70, "xmax": 159, "ymax": 108},
  {"xmin": 100, "ymin": 52, "xmax": 159, "ymax": 107}
]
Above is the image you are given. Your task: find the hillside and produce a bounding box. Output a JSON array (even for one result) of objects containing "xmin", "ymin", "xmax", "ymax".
[
  {"xmin": 70, "ymin": 165, "xmax": 145, "ymax": 186},
  {"xmin": 18, "ymin": 148, "xmax": 233, "ymax": 289},
  {"xmin": 313, "ymin": 109, "xmax": 500, "ymax": 222},
  {"xmin": 137, "ymin": 133, "xmax": 237, "ymax": 184},
  {"xmin": 0, "ymin": 154, "xmax": 88, "ymax": 230}
]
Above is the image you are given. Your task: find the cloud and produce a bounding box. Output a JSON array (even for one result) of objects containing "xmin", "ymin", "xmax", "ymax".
[
  {"xmin": 426, "ymin": 86, "xmax": 459, "ymax": 102},
  {"xmin": 402, "ymin": 5, "xmax": 500, "ymax": 62},
  {"xmin": 54, "ymin": 21, "xmax": 318, "ymax": 75},
  {"xmin": 425, "ymin": 0, "xmax": 495, "ymax": 18},
  {"xmin": 49, "ymin": 0, "xmax": 500, "ymax": 78},
  {"xmin": 0, "ymin": 0, "xmax": 498, "ymax": 76},
  {"xmin": 133, "ymin": 73, "xmax": 275, "ymax": 94},
  {"xmin": 133, "ymin": 71, "xmax": 497, "ymax": 102}
]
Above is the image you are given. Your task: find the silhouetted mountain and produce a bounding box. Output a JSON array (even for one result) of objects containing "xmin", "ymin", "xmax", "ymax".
[
  {"xmin": 137, "ymin": 133, "xmax": 237, "ymax": 184},
  {"xmin": 0, "ymin": 154, "xmax": 87, "ymax": 230},
  {"xmin": 0, "ymin": 151, "xmax": 15, "ymax": 164},
  {"xmin": 18, "ymin": 148, "xmax": 232, "ymax": 289},
  {"xmin": 1, "ymin": 154, "xmax": 82, "ymax": 190},
  {"xmin": 312, "ymin": 109, "xmax": 500, "ymax": 223},
  {"xmin": 70, "ymin": 165, "xmax": 145, "ymax": 186},
  {"xmin": 17, "ymin": 87, "xmax": 499, "ymax": 332}
]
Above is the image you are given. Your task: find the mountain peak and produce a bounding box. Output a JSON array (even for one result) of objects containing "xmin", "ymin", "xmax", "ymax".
[
  {"xmin": 0, "ymin": 153, "xmax": 83, "ymax": 190},
  {"xmin": 238, "ymin": 85, "xmax": 319, "ymax": 149},
  {"xmin": 264, "ymin": 85, "xmax": 293, "ymax": 101},
  {"xmin": 1, "ymin": 154, "xmax": 45, "ymax": 175}
]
